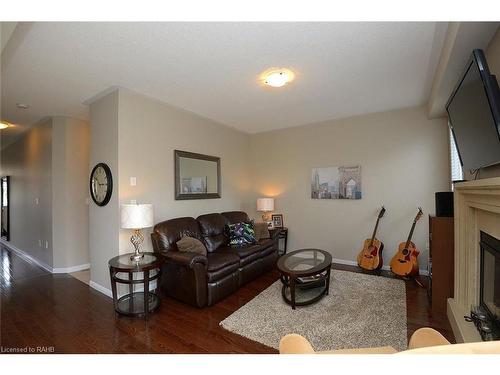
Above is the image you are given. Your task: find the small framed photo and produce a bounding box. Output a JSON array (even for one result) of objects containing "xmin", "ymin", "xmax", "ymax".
[
  {"xmin": 271, "ymin": 214, "xmax": 284, "ymax": 228},
  {"xmin": 267, "ymin": 220, "xmax": 274, "ymax": 229}
]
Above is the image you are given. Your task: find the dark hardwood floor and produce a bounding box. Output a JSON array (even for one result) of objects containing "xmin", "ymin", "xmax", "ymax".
[{"xmin": 0, "ymin": 245, "xmax": 454, "ymax": 353}]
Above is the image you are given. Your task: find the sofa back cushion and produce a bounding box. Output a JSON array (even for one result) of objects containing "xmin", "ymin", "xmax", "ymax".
[
  {"xmin": 221, "ymin": 211, "xmax": 250, "ymax": 225},
  {"xmin": 153, "ymin": 217, "xmax": 202, "ymax": 253},
  {"xmin": 197, "ymin": 213, "xmax": 229, "ymax": 252},
  {"xmin": 176, "ymin": 235, "xmax": 207, "ymax": 256}
]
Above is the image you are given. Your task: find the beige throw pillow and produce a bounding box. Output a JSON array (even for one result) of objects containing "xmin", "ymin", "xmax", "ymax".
[
  {"xmin": 176, "ymin": 236, "xmax": 207, "ymax": 256},
  {"xmin": 254, "ymin": 222, "xmax": 270, "ymax": 241}
]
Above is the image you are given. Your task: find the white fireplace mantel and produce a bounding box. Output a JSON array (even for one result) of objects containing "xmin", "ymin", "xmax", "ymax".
[{"xmin": 448, "ymin": 177, "xmax": 500, "ymax": 343}]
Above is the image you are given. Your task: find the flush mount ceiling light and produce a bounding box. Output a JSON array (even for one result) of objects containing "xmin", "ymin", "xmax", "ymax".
[
  {"xmin": 0, "ymin": 121, "xmax": 12, "ymax": 130},
  {"xmin": 16, "ymin": 103, "xmax": 29, "ymax": 109},
  {"xmin": 261, "ymin": 68, "xmax": 295, "ymax": 88}
]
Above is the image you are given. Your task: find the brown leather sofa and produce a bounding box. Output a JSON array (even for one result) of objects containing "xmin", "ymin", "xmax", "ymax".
[{"xmin": 151, "ymin": 211, "xmax": 278, "ymax": 307}]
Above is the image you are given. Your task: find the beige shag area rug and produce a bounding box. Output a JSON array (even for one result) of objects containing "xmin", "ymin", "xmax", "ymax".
[{"xmin": 220, "ymin": 269, "xmax": 407, "ymax": 351}]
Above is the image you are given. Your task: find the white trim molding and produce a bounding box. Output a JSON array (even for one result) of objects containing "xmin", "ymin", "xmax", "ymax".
[
  {"xmin": 0, "ymin": 239, "xmax": 53, "ymax": 273},
  {"xmin": 89, "ymin": 280, "xmax": 113, "ymax": 298},
  {"xmin": 0, "ymin": 239, "xmax": 90, "ymax": 274},
  {"xmin": 332, "ymin": 257, "xmax": 429, "ymax": 276},
  {"xmin": 53, "ymin": 263, "xmax": 90, "ymax": 274},
  {"xmin": 89, "ymin": 279, "xmax": 157, "ymax": 300}
]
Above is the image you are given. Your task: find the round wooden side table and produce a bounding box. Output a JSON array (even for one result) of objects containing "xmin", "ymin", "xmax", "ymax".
[{"xmin": 108, "ymin": 252, "xmax": 163, "ymax": 320}]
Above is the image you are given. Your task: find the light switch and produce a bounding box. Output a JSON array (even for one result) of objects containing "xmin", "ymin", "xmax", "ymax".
[
  {"xmin": 35, "ymin": 198, "xmax": 39, "ymax": 205},
  {"xmin": 45, "ymin": 241, "xmax": 49, "ymax": 249},
  {"xmin": 38, "ymin": 239, "xmax": 42, "ymax": 247},
  {"xmin": 130, "ymin": 177, "xmax": 137, "ymax": 186}
]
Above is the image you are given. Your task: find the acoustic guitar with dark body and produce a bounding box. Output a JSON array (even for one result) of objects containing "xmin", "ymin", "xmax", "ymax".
[
  {"xmin": 390, "ymin": 207, "xmax": 423, "ymax": 277},
  {"xmin": 357, "ymin": 206, "xmax": 386, "ymax": 271}
]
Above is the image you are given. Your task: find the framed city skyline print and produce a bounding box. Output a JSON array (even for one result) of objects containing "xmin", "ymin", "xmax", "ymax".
[{"xmin": 311, "ymin": 166, "xmax": 361, "ymax": 200}]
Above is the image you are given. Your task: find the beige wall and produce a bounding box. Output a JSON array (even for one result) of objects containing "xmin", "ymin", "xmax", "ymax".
[
  {"xmin": 1, "ymin": 119, "xmax": 53, "ymax": 268},
  {"xmin": 249, "ymin": 106, "xmax": 450, "ymax": 270},
  {"xmin": 117, "ymin": 89, "xmax": 251, "ymax": 253},
  {"xmin": 87, "ymin": 88, "xmax": 251, "ymax": 291},
  {"xmin": 52, "ymin": 117, "xmax": 90, "ymax": 269},
  {"xmin": 89, "ymin": 90, "xmax": 120, "ymax": 289},
  {"xmin": 1, "ymin": 116, "xmax": 90, "ymax": 271}
]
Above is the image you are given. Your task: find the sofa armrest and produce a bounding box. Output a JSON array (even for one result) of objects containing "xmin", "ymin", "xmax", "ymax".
[
  {"xmin": 164, "ymin": 251, "xmax": 207, "ymax": 269},
  {"xmin": 279, "ymin": 334, "xmax": 315, "ymax": 354},
  {"xmin": 408, "ymin": 328, "xmax": 450, "ymax": 350}
]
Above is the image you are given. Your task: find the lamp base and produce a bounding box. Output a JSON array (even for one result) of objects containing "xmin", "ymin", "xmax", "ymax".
[
  {"xmin": 129, "ymin": 229, "xmax": 145, "ymax": 262},
  {"xmin": 130, "ymin": 251, "xmax": 144, "ymax": 262}
]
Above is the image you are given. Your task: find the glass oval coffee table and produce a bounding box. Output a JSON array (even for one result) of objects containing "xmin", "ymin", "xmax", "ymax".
[{"xmin": 277, "ymin": 249, "xmax": 332, "ymax": 310}]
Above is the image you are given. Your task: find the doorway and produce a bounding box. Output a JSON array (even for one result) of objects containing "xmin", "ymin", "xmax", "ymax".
[{"xmin": 1, "ymin": 176, "xmax": 10, "ymax": 241}]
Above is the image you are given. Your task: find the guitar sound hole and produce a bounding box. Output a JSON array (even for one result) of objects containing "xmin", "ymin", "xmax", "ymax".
[{"xmin": 402, "ymin": 249, "xmax": 409, "ymax": 255}]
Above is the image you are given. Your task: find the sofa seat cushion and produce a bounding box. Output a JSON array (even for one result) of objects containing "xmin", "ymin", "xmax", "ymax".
[
  {"xmin": 217, "ymin": 244, "xmax": 261, "ymax": 266},
  {"xmin": 206, "ymin": 252, "xmax": 240, "ymax": 282},
  {"xmin": 258, "ymin": 238, "xmax": 274, "ymax": 249},
  {"xmin": 260, "ymin": 243, "xmax": 276, "ymax": 258},
  {"xmin": 207, "ymin": 251, "xmax": 240, "ymax": 271},
  {"xmin": 258, "ymin": 238, "xmax": 276, "ymax": 257}
]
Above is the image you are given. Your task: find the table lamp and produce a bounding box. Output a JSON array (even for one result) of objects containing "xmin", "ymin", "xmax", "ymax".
[
  {"xmin": 121, "ymin": 203, "xmax": 154, "ymax": 261},
  {"xmin": 257, "ymin": 197, "xmax": 274, "ymax": 221}
]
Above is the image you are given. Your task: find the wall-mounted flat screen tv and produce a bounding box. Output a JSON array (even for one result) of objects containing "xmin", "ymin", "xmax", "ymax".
[{"xmin": 446, "ymin": 49, "xmax": 500, "ymax": 173}]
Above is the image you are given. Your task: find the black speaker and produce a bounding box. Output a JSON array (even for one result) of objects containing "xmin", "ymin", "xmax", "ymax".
[{"xmin": 435, "ymin": 192, "xmax": 454, "ymax": 217}]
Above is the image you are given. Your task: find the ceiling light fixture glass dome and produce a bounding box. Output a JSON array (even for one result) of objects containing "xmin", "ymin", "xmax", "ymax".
[{"xmin": 262, "ymin": 68, "xmax": 295, "ymax": 88}]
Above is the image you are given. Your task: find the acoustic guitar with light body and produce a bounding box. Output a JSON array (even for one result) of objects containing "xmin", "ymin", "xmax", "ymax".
[
  {"xmin": 390, "ymin": 208, "xmax": 423, "ymax": 277},
  {"xmin": 357, "ymin": 206, "xmax": 386, "ymax": 271}
]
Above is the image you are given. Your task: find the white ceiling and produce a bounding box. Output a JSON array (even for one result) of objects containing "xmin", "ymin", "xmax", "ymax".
[{"xmin": 1, "ymin": 22, "xmax": 447, "ymax": 146}]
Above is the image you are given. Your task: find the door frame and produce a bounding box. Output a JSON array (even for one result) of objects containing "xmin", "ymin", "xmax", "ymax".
[{"xmin": 1, "ymin": 176, "xmax": 10, "ymax": 241}]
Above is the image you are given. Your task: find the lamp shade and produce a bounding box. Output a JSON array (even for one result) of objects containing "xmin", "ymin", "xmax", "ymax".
[
  {"xmin": 121, "ymin": 204, "xmax": 154, "ymax": 229},
  {"xmin": 257, "ymin": 198, "xmax": 274, "ymax": 212}
]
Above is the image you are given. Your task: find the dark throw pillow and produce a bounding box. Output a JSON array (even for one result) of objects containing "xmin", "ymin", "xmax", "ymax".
[
  {"xmin": 254, "ymin": 222, "xmax": 271, "ymax": 241},
  {"xmin": 176, "ymin": 235, "xmax": 207, "ymax": 256},
  {"xmin": 228, "ymin": 222, "xmax": 257, "ymax": 248}
]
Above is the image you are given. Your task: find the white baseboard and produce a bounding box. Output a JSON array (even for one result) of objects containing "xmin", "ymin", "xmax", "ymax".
[
  {"xmin": 53, "ymin": 263, "xmax": 90, "ymax": 274},
  {"xmin": 0, "ymin": 238, "xmax": 53, "ymax": 273},
  {"xmin": 332, "ymin": 257, "xmax": 429, "ymax": 276},
  {"xmin": 89, "ymin": 280, "xmax": 113, "ymax": 298},
  {"xmin": 0, "ymin": 239, "xmax": 91, "ymax": 275},
  {"xmin": 89, "ymin": 279, "xmax": 159, "ymax": 300}
]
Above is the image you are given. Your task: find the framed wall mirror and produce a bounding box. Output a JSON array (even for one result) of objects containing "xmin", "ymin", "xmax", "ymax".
[{"xmin": 174, "ymin": 150, "xmax": 221, "ymax": 200}]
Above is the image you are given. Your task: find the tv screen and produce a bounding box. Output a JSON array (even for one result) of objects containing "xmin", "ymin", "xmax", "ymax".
[{"xmin": 446, "ymin": 49, "xmax": 500, "ymax": 172}]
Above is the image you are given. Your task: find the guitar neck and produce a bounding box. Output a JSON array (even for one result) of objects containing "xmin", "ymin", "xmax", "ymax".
[
  {"xmin": 369, "ymin": 217, "xmax": 380, "ymax": 246},
  {"xmin": 404, "ymin": 221, "xmax": 417, "ymax": 250}
]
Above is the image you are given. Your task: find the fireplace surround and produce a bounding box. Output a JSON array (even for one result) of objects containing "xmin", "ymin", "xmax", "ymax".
[
  {"xmin": 479, "ymin": 231, "xmax": 500, "ymax": 331},
  {"xmin": 448, "ymin": 177, "xmax": 500, "ymax": 342}
]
